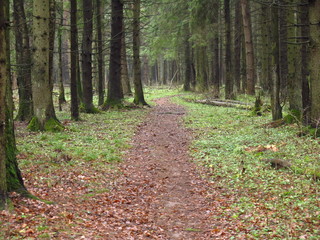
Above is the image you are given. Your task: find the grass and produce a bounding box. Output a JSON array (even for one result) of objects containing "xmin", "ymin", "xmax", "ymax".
[{"xmin": 174, "ymin": 93, "xmax": 320, "ymax": 239}]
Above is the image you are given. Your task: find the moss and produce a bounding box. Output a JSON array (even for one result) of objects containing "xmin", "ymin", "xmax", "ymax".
[
  {"xmin": 79, "ymin": 103, "xmax": 100, "ymax": 114},
  {"xmin": 44, "ymin": 118, "xmax": 64, "ymax": 132},
  {"xmin": 101, "ymin": 99, "xmax": 124, "ymax": 110},
  {"xmin": 28, "ymin": 117, "xmax": 64, "ymax": 132},
  {"xmin": 284, "ymin": 109, "xmax": 301, "ymax": 124},
  {"xmin": 27, "ymin": 117, "xmax": 42, "ymax": 131}
]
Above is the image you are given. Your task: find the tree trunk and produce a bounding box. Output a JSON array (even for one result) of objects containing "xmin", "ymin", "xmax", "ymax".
[
  {"xmin": 13, "ymin": 0, "xmax": 33, "ymax": 121},
  {"xmin": 58, "ymin": 4, "xmax": 66, "ymax": 110},
  {"xmin": 28, "ymin": 0, "xmax": 62, "ymax": 131},
  {"xmin": 301, "ymin": 0, "xmax": 310, "ymax": 125},
  {"xmin": 96, "ymin": 0, "xmax": 105, "ymax": 105},
  {"xmin": 70, "ymin": 0, "xmax": 79, "ymax": 121},
  {"xmin": 183, "ymin": 24, "xmax": 191, "ymax": 91},
  {"xmin": 195, "ymin": 46, "xmax": 208, "ymax": 92},
  {"xmin": 0, "ymin": 0, "xmax": 8, "ymax": 209},
  {"xmin": 271, "ymin": 4, "xmax": 282, "ymax": 120},
  {"xmin": 121, "ymin": 21, "xmax": 132, "ymax": 96},
  {"xmin": 234, "ymin": 0, "xmax": 242, "ymax": 93},
  {"xmin": 224, "ymin": 0, "xmax": 234, "ymax": 99},
  {"xmin": 81, "ymin": 0, "xmax": 95, "ymax": 113},
  {"xmin": 240, "ymin": 0, "xmax": 255, "ymax": 95},
  {"xmin": 309, "ymin": 0, "xmax": 320, "ymax": 126},
  {"xmin": 287, "ymin": 2, "xmax": 301, "ymax": 116},
  {"xmin": 103, "ymin": 0, "xmax": 124, "ymax": 108},
  {"xmin": 133, "ymin": 0, "xmax": 148, "ymax": 105},
  {"xmin": 279, "ymin": 0, "xmax": 288, "ymax": 100},
  {"xmin": 260, "ymin": 5, "xmax": 271, "ymax": 92}
]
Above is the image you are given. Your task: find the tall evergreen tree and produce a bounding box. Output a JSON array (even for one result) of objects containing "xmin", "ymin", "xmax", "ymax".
[
  {"xmin": 70, "ymin": 0, "xmax": 79, "ymax": 120},
  {"xmin": 133, "ymin": 0, "xmax": 148, "ymax": 105},
  {"xmin": 81, "ymin": 0, "xmax": 96, "ymax": 113},
  {"xmin": 103, "ymin": 0, "xmax": 124, "ymax": 109}
]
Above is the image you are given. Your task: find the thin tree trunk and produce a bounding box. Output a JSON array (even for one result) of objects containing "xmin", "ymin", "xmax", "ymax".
[
  {"xmin": 240, "ymin": 0, "xmax": 255, "ymax": 95},
  {"xmin": 301, "ymin": 0, "xmax": 310, "ymax": 125},
  {"xmin": 183, "ymin": 24, "xmax": 191, "ymax": 91},
  {"xmin": 133, "ymin": 0, "xmax": 147, "ymax": 105},
  {"xmin": 70, "ymin": 0, "xmax": 79, "ymax": 120},
  {"xmin": 96, "ymin": 0, "xmax": 105, "ymax": 105},
  {"xmin": 58, "ymin": 4, "xmax": 66, "ymax": 111},
  {"xmin": 279, "ymin": 0, "xmax": 288, "ymax": 98},
  {"xmin": 224, "ymin": 0, "xmax": 234, "ymax": 99},
  {"xmin": 82, "ymin": 0, "xmax": 95, "ymax": 113},
  {"xmin": 234, "ymin": 0, "xmax": 242, "ymax": 93},
  {"xmin": 13, "ymin": 0, "xmax": 33, "ymax": 121},
  {"xmin": 271, "ymin": 4, "xmax": 282, "ymax": 120},
  {"xmin": 121, "ymin": 21, "xmax": 132, "ymax": 95},
  {"xmin": 260, "ymin": 5, "xmax": 271, "ymax": 92}
]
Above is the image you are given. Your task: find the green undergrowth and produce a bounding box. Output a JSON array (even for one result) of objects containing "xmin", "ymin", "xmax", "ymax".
[{"xmin": 175, "ymin": 94, "xmax": 320, "ymax": 239}]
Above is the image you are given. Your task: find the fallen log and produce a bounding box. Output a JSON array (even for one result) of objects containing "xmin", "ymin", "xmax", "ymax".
[{"xmin": 192, "ymin": 99, "xmax": 253, "ymax": 110}]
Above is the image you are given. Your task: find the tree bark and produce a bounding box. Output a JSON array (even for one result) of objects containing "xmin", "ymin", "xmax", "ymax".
[
  {"xmin": 301, "ymin": 0, "xmax": 310, "ymax": 125},
  {"xmin": 234, "ymin": 0, "xmax": 242, "ymax": 93},
  {"xmin": 81, "ymin": 0, "xmax": 95, "ymax": 113},
  {"xmin": 240, "ymin": 0, "xmax": 255, "ymax": 95},
  {"xmin": 183, "ymin": 24, "xmax": 191, "ymax": 91},
  {"xmin": 133, "ymin": 0, "xmax": 148, "ymax": 105},
  {"xmin": 96, "ymin": 0, "xmax": 105, "ymax": 105},
  {"xmin": 260, "ymin": 5, "xmax": 271, "ymax": 92},
  {"xmin": 13, "ymin": 0, "xmax": 33, "ymax": 121},
  {"xmin": 58, "ymin": 3, "xmax": 66, "ymax": 110},
  {"xmin": 309, "ymin": 0, "xmax": 320, "ymax": 126},
  {"xmin": 271, "ymin": 4, "xmax": 283, "ymax": 120},
  {"xmin": 121, "ymin": 20, "xmax": 132, "ymax": 96},
  {"xmin": 0, "ymin": 0, "xmax": 8, "ymax": 209},
  {"xmin": 103, "ymin": 0, "xmax": 124, "ymax": 109},
  {"xmin": 224, "ymin": 0, "xmax": 234, "ymax": 99},
  {"xmin": 70, "ymin": 0, "xmax": 79, "ymax": 120},
  {"xmin": 287, "ymin": 2, "xmax": 301, "ymax": 115},
  {"xmin": 28, "ymin": 0, "xmax": 63, "ymax": 131}
]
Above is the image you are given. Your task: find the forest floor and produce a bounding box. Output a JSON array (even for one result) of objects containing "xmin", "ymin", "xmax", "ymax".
[{"xmin": 0, "ymin": 90, "xmax": 319, "ymax": 239}]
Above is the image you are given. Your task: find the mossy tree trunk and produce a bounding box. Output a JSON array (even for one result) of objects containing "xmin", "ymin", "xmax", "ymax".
[
  {"xmin": 29, "ymin": 0, "xmax": 63, "ymax": 132},
  {"xmin": 132, "ymin": 0, "xmax": 148, "ymax": 105},
  {"xmin": 70, "ymin": 0, "xmax": 79, "ymax": 121},
  {"xmin": 13, "ymin": 0, "xmax": 33, "ymax": 121},
  {"xmin": 103, "ymin": 0, "xmax": 124, "ymax": 109},
  {"xmin": 0, "ymin": 0, "xmax": 8, "ymax": 209},
  {"xmin": 309, "ymin": 0, "xmax": 320, "ymax": 127}
]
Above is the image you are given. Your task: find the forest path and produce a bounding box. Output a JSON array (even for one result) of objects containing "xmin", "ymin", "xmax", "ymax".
[{"xmin": 112, "ymin": 97, "xmax": 217, "ymax": 239}]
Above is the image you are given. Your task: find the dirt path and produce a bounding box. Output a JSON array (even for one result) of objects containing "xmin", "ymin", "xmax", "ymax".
[{"xmin": 110, "ymin": 97, "xmax": 217, "ymax": 239}]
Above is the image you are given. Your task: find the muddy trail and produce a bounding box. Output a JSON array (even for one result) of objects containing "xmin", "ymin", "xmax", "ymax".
[{"xmin": 107, "ymin": 97, "xmax": 228, "ymax": 239}]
